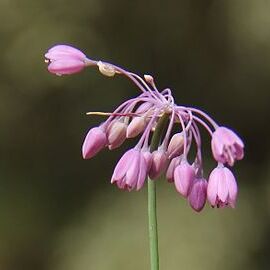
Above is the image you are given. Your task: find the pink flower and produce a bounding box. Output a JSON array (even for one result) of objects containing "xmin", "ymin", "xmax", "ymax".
[
  {"xmin": 167, "ymin": 133, "xmax": 184, "ymax": 159},
  {"xmin": 45, "ymin": 45, "xmax": 86, "ymax": 75},
  {"xmin": 111, "ymin": 149, "xmax": 150, "ymax": 191},
  {"xmin": 207, "ymin": 166, "xmax": 238, "ymax": 208},
  {"xmin": 82, "ymin": 126, "xmax": 107, "ymax": 159},
  {"xmin": 107, "ymin": 120, "xmax": 127, "ymax": 150},
  {"xmin": 149, "ymin": 148, "xmax": 168, "ymax": 179},
  {"xmin": 166, "ymin": 156, "xmax": 181, "ymax": 182},
  {"xmin": 174, "ymin": 160, "xmax": 195, "ymax": 197},
  {"xmin": 188, "ymin": 178, "xmax": 207, "ymax": 212},
  {"xmin": 211, "ymin": 127, "xmax": 244, "ymax": 166}
]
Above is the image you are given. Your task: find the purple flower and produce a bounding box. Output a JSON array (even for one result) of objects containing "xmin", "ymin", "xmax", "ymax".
[
  {"xmin": 174, "ymin": 160, "xmax": 195, "ymax": 197},
  {"xmin": 45, "ymin": 44, "xmax": 245, "ymax": 211},
  {"xmin": 45, "ymin": 45, "xmax": 87, "ymax": 75},
  {"xmin": 166, "ymin": 156, "xmax": 181, "ymax": 183},
  {"xmin": 188, "ymin": 178, "xmax": 207, "ymax": 212},
  {"xmin": 211, "ymin": 127, "xmax": 244, "ymax": 166},
  {"xmin": 167, "ymin": 133, "xmax": 184, "ymax": 159},
  {"xmin": 149, "ymin": 149, "xmax": 168, "ymax": 179},
  {"xmin": 111, "ymin": 149, "xmax": 150, "ymax": 191},
  {"xmin": 107, "ymin": 120, "xmax": 127, "ymax": 150},
  {"xmin": 207, "ymin": 166, "xmax": 238, "ymax": 208},
  {"xmin": 82, "ymin": 126, "xmax": 107, "ymax": 159}
]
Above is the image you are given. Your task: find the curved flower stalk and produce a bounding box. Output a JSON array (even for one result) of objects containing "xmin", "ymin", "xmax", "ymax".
[{"xmin": 45, "ymin": 44, "xmax": 245, "ymax": 212}]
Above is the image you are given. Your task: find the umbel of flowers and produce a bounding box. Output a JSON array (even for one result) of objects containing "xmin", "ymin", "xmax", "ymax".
[{"xmin": 45, "ymin": 45, "xmax": 244, "ymax": 212}]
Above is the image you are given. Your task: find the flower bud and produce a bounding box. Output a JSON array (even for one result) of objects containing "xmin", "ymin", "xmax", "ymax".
[
  {"xmin": 45, "ymin": 45, "xmax": 86, "ymax": 75},
  {"xmin": 167, "ymin": 133, "xmax": 184, "ymax": 159},
  {"xmin": 188, "ymin": 178, "xmax": 207, "ymax": 212},
  {"xmin": 107, "ymin": 120, "xmax": 127, "ymax": 150},
  {"xmin": 82, "ymin": 127, "xmax": 107, "ymax": 159},
  {"xmin": 149, "ymin": 149, "xmax": 168, "ymax": 179},
  {"xmin": 127, "ymin": 116, "xmax": 147, "ymax": 138},
  {"xmin": 166, "ymin": 156, "xmax": 181, "ymax": 182},
  {"xmin": 174, "ymin": 160, "xmax": 195, "ymax": 197}
]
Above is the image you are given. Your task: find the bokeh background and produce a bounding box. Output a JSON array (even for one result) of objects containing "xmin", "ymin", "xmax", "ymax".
[{"xmin": 1, "ymin": 0, "xmax": 270, "ymax": 269}]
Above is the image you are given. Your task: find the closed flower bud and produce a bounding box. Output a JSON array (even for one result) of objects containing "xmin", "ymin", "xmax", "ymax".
[
  {"xmin": 45, "ymin": 45, "xmax": 86, "ymax": 75},
  {"xmin": 127, "ymin": 116, "xmax": 147, "ymax": 138},
  {"xmin": 174, "ymin": 160, "xmax": 195, "ymax": 197},
  {"xmin": 166, "ymin": 156, "xmax": 181, "ymax": 182},
  {"xmin": 107, "ymin": 120, "xmax": 127, "ymax": 150},
  {"xmin": 188, "ymin": 178, "xmax": 207, "ymax": 212},
  {"xmin": 135, "ymin": 102, "xmax": 153, "ymax": 114},
  {"xmin": 82, "ymin": 126, "xmax": 107, "ymax": 159},
  {"xmin": 149, "ymin": 149, "xmax": 168, "ymax": 179},
  {"xmin": 167, "ymin": 133, "xmax": 184, "ymax": 159}
]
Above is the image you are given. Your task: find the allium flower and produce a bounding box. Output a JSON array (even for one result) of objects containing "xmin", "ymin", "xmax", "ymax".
[
  {"xmin": 45, "ymin": 45, "xmax": 88, "ymax": 75},
  {"xmin": 207, "ymin": 165, "xmax": 238, "ymax": 208},
  {"xmin": 82, "ymin": 126, "xmax": 107, "ymax": 159},
  {"xmin": 211, "ymin": 127, "xmax": 244, "ymax": 166},
  {"xmin": 188, "ymin": 178, "xmax": 207, "ymax": 212},
  {"xmin": 111, "ymin": 149, "xmax": 151, "ymax": 191},
  {"xmin": 149, "ymin": 148, "xmax": 168, "ymax": 179},
  {"xmin": 45, "ymin": 44, "xmax": 245, "ymax": 211},
  {"xmin": 174, "ymin": 160, "xmax": 195, "ymax": 197}
]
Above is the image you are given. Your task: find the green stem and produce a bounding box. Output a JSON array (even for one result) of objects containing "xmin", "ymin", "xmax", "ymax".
[{"xmin": 148, "ymin": 113, "xmax": 169, "ymax": 270}]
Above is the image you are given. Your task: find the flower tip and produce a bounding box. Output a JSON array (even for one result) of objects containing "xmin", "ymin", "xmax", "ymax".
[{"xmin": 45, "ymin": 44, "xmax": 87, "ymax": 76}]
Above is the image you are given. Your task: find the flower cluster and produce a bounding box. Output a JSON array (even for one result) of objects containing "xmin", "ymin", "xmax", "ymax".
[{"xmin": 45, "ymin": 45, "xmax": 244, "ymax": 212}]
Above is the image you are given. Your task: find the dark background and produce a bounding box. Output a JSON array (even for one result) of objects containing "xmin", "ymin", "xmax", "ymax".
[{"xmin": 0, "ymin": 0, "xmax": 269, "ymax": 269}]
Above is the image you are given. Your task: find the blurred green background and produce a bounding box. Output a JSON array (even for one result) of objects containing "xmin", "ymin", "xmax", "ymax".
[{"xmin": 0, "ymin": 0, "xmax": 270, "ymax": 269}]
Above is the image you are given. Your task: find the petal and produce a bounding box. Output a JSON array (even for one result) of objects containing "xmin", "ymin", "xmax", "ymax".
[
  {"xmin": 48, "ymin": 58, "xmax": 85, "ymax": 75},
  {"xmin": 207, "ymin": 168, "xmax": 219, "ymax": 206}
]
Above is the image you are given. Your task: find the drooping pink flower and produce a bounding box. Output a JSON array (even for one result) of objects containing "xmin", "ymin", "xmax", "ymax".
[
  {"xmin": 166, "ymin": 156, "xmax": 181, "ymax": 182},
  {"xmin": 207, "ymin": 165, "xmax": 238, "ymax": 208},
  {"xmin": 188, "ymin": 178, "xmax": 207, "ymax": 212},
  {"xmin": 127, "ymin": 116, "xmax": 147, "ymax": 138},
  {"xmin": 174, "ymin": 160, "xmax": 195, "ymax": 197},
  {"xmin": 211, "ymin": 127, "xmax": 244, "ymax": 166},
  {"xmin": 149, "ymin": 148, "xmax": 168, "ymax": 179},
  {"xmin": 82, "ymin": 126, "xmax": 107, "ymax": 159},
  {"xmin": 167, "ymin": 132, "xmax": 184, "ymax": 159},
  {"xmin": 107, "ymin": 120, "xmax": 127, "ymax": 150},
  {"xmin": 45, "ymin": 45, "xmax": 87, "ymax": 75},
  {"xmin": 111, "ymin": 149, "xmax": 149, "ymax": 191}
]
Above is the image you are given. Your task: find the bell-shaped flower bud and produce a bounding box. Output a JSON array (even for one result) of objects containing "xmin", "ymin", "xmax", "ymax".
[
  {"xmin": 111, "ymin": 149, "xmax": 149, "ymax": 191},
  {"xmin": 207, "ymin": 165, "xmax": 238, "ymax": 208},
  {"xmin": 166, "ymin": 156, "xmax": 181, "ymax": 182},
  {"xmin": 188, "ymin": 178, "xmax": 208, "ymax": 212},
  {"xmin": 174, "ymin": 160, "xmax": 195, "ymax": 197},
  {"xmin": 135, "ymin": 102, "xmax": 153, "ymax": 114},
  {"xmin": 107, "ymin": 120, "xmax": 127, "ymax": 150},
  {"xmin": 45, "ymin": 45, "xmax": 87, "ymax": 75},
  {"xmin": 211, "ymin": 126, "xmax": 244, "ymax": 166},
  {"xmin": 167, "ymin": 133, "xmax": 184, "ymax": 159},
  {"xmin": 82, "ymin": 126, "xmax": 107, "ymax": 159},
  {"xmin": 127, "ymin": 116, "xmax": 147, "ymax": 138},
  {"xmin": 149, "ymin": 149, "xmax": 168, "ymax": 179}
]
